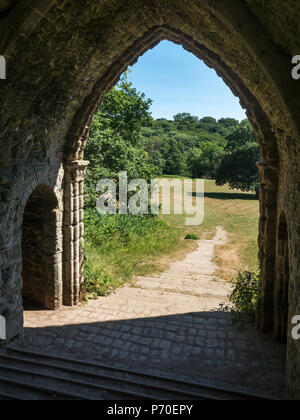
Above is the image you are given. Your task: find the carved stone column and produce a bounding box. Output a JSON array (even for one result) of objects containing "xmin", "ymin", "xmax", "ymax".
[
  {"xmin": 256, "ymin": 161, "xmax": 279, "ymax": 333},
  {"xmin": 63, "ymin": 161, "xmax": 89, "ymax": 306}
]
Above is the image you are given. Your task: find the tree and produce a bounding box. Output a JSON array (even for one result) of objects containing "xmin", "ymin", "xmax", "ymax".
[
  {"xmin": 217, "ymin": 118, "xmax": 239, "ymax": 137},
  {"xmin": 84, "ymin": 74, "xmax": 155, "ymax": 209},
  {"xmin": 141, "ymin": 112, "xmax": 249, "ymax": 178},
  {"xmin": 160, "ymin": 137, "xmax": 188, "ymax": 176},
  {"xmin": 187, "ymin": 142, "xmax": 223, "ymax": 179},
  {"xmin": 174, "ymin": 113, "xmax": 198, "ymax": 123},
  {"xmin": 218, "ymin": 118, "xmax": 239, "ymax": 129},
  {"xmin": 98, "ymin": 73, "xmax": 153, "ymax": 146},
  {"xmin": 216, "ymin": 120, "xmax": 260, "ymax": 196},
  {"xmin": 142, "ymin": 135, "xmax": 166, "ymax": 176},
  {"xmin": 198, "ymin": 117, "xmax": 218, "ymax": 133}
]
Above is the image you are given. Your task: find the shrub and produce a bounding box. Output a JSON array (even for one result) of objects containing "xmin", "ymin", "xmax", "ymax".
[
  {"xmin": 83, "ymin": 209, "xmax": 180, "ymax": 299},
  {"xmin": 185, "ymin": 233, "xmax": 200, "ymax": 240},
  {"xmin": 84, "ymin": 209, "xmax": 167, "ymax": 248},
  {"xmin": 221, "ymin": 270, "xmax": 260, "ymax": 318},
  {"xmin": 83, "ymin": 255, "xmax": 113, "ymax": 300}
]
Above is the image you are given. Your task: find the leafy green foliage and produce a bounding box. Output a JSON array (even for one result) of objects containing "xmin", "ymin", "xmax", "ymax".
[
  {"xmin": 142, "ymin": 113, "xmax": 240, "ymax": 177},
  {"xmin": 221, "ymin": 270, "xmax": 260, "ymax": 318},
  {"xmin": 84, "ymin": 73, "xmax": 155, "ymax": 209},
  {"xmin": 216, "ymin": 121, "xmax": 260, "ymax": 194},
  {"xmin": 99, "ymin": 73, "xmax": 153, "ymax": 145},
  {"xmin": 185, "ymin": 233, "xmax": 200, "ymax": 240},
  {"xmin": 84, "ymin": 208, "xmax": 180, "ymax": 295},
  {"xmin": 83, "ymin": 255, "xmax": 113, "ymax": 299},
  {"xmin": 85, "ymin": 209, "xmax": 165, "ymax": 249},
  {"xmin": 187, "ymin": 142, "xmax": 223, "ymax": 179}
]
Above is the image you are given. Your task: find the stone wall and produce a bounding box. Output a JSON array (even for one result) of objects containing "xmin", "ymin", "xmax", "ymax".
[
  {"xmin": 0, "ymin": 0, "xmax": 300, "ymax": 398},
  {"xmin": 274, "ymin": 212, "xmax": 289, "ymax": 343}
]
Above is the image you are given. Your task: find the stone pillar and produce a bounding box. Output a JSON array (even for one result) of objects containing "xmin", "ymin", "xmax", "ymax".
[
  {"xmin": 256, "ymin": 161, "xmax": 279, "ymax": 333},
  {"xmin": 63, "ymin": 161, "xmax": 89, "ymax": 306}
]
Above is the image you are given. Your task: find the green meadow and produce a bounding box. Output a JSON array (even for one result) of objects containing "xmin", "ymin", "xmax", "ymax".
[{"xmin": 84, "ymin": 179, "xmax": 259, "ymax": 298}]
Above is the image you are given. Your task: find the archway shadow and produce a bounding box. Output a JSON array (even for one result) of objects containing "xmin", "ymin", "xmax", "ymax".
[
  {"xmin": 191, "ymin": 192, "xmax": 258, "ymax": 201},
  {"xmin": 21, "ymin": 310, "xmax": 287, "ymax": 398},
  {"xmin": 23, "ymin": 298, "xmax": 50, "ymax": 312}
]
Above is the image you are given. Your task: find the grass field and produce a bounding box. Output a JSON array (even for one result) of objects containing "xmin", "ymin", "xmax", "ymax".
[
  {"xmin": 161, "ymin": 179, "xmax": 260, "ymax": 281},
  {"xmin": 84, "ymin": 179, "xmax": 259, "ymax": 297}
]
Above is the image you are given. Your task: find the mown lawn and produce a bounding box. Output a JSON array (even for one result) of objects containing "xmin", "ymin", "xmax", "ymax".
[
  {"xmin": 162, "ymin": 179, "xmax": 260, "ymax": 281},
  {"xmin": 84, "ymin": 179, "xmax": 259, "ymax": 298}
]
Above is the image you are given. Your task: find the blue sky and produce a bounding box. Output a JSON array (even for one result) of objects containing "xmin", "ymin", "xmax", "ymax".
[{"xmin": 128, "ymin": 40, "xmax": 247, "ymax": 122}]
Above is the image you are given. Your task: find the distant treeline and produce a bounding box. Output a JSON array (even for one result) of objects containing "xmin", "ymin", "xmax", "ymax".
[
  {"xmin": 85, "ymin": 74, "xmax": 260, "ymax": 207},
  {"xmin": 142, "ymin": 114, "xmax": 243, "ymax": 178}
]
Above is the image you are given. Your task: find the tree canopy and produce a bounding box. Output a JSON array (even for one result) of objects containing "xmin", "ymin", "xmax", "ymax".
[
  {"xmin": 216, "ymin": 120, "xmax": 260, "ymax": 195},
  {"xmin": 141, "ymin": 112, "xmax": 240, "ymax": 178},
  {"xmin": 84, "ymin": 74, "xmax": 155, "ymax": 208},
  {"xmin": 85, "ymin": 76, "xmax": 260, "ymax": 210}
]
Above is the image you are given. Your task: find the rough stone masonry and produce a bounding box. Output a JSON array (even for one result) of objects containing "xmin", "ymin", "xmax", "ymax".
[{"xmin": 0, "ymin": 0, "xmax": 300, "ymax": 398}]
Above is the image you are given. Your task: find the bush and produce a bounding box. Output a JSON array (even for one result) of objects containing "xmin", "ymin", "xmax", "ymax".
[
  {"xmin": 83, "ymin": 209, "xmax": 180, "ymax": 299},
  {"xmin": 84, "ymin": 209, "xmax": 166, "ymax": 248},
  {"xmin": 221, "ymin": 270, "xmax": 260, "ymax": 318},
  {"xmin": 83, "ymin": 255, "xmax": 113, "ymax": 300},
  {"xmin": 185, "ymin": 233, "xmax": 200, "ymax": 240}
]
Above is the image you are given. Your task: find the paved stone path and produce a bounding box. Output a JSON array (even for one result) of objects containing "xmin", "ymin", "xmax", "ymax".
[
  {"xmin": 22, "ymin": 227, "xmax": 287, "ymax": 398},
  {"xmin": 135, "ymin": 227, "xmax": 231, "ymax": 303}
]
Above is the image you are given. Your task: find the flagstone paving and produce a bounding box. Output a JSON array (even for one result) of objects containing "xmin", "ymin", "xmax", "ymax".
[{"xmin": 21, "ymin": 228, "xmax": 287, "ymax": 398}]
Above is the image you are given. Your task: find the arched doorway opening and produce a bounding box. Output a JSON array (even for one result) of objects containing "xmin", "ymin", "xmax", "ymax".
[
  {"xmin": 274, "ymin": 212, "xmax": 290, "ymax": 343},
  {"xmin": 64, "ymin": 27, "xmax": 280, "ymax": 336},
  {"xmin": 22, "ymin": 185, "xmax": 62, "ymax": 310},
  {"xmin": 0, "ymin": 0, "xmax": 299, "ymax": 399}
]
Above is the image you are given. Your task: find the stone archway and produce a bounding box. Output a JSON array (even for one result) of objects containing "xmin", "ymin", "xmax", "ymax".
[
  {"xmin": 0, "ymin": 0, "xmax": 300, "ymax": 398},
  {"xmin": 64, "ymin": 26, "xmax": 281, "ymax": 336},
  {"xmin": 22, "ymin": 184, "xmax": 62, "ymax": 310}
]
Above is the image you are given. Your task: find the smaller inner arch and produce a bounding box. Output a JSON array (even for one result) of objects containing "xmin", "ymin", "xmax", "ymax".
[{"xmin": 21, "ymin": 184, "xmax": 61, "ymax": 310}]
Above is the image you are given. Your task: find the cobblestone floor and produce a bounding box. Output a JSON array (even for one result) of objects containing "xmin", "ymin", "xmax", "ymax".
[{"xmin": 22, "ymin": 228, "xmax": 288, "ymax": 398}]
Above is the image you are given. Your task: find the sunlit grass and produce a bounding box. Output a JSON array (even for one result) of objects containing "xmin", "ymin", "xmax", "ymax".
[
  {"xmin": 84, "ymin": 212, "xmax": 182, "ymax": 296},
  {"xmin": 85, "ymin": 179, "xmax": 259, "ymax": 297},
  {"xmin": 160, "ymin": 179, "xmax": 259, "ymax": 280}
]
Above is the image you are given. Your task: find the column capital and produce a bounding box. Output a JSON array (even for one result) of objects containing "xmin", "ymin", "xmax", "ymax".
[
  {"xmin": 64, "ymin": 160, "xmax": 89, "ymax": 183},
  {"xmin": 64, "ymin": 160, "xmax": 89, "ymax": 170}
]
